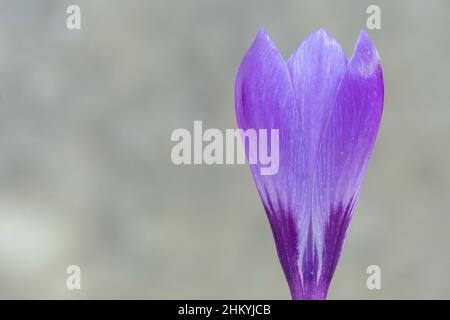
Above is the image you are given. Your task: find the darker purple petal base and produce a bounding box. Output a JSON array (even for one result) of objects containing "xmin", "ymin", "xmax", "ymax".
[{"xmin": 235, "ymin": 29, "xmax": 383, "ymax": 299}]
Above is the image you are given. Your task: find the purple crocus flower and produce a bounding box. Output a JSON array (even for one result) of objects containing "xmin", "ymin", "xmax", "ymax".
[{"xmin": 235, "ymin": 29, "xmax": 383, "ymax": 300}]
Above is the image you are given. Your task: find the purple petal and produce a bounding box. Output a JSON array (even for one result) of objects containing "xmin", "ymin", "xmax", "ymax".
[
  {"xmin": 235, "ymin": 30, "xmax": 308, "ymax": 296},
  {"xmin": 286, "ymin": 29, "xmax": 348, "ymax": 299},
  {"xmin": 312, "ymin": 31, "xmax": 384, "ymax": 292},
  {"xmin": 235, "ymin": 29, "xmax": 383, "ymax": 300},
  {"xmin": 287, "ymin": 29, "xmax": 347, "ymax": 166}
]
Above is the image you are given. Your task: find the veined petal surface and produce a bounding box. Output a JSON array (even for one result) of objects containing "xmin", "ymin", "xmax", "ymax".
[
  {"xmin": 312, "ymin": 31, "xmax": 384, "ymax": 292},
  {"xmin": 235, "ymin": 29, "xmax": 383, "ymax": 300},
  {"xmin": 235, "ymin": 29, "xmax": 307, "ymax": 295}
]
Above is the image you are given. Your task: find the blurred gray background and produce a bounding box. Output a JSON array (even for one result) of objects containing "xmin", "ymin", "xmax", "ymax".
[{"xmin": 0, "ymin": 0, "xmax": 449, "ymax": 299}]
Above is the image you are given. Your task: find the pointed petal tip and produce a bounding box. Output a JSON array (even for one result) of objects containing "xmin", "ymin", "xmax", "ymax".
[
  {"xmin": 356, "ymin": 30, "xmax": 373, "ymax": 47},
  {"xmin": 313, "ymin": 27, "xmax": 329, "ymax": 36},
  {"xmin": 308, "ymin": 28, "xmax": 338, "ymax": 43},
  {"xmin": 291, "ymin": 28, "xmax": 345, "ymax": 61},
  {"xmin": 358, "ymin": 29, "xmax": 369, "ymax": 38},
  {"xmin": 255, "ymin": 28, "xmax": 267, "ymax": 41},
  {"xmin": 350, "ymin": 29, "xmax": 382, "ymax": 67},
  {"xmin": 251, "ymin": 28, "xmax": 277, "ymax": 51},
  {"xmin": 356, "ymin": 30, "xmax": 376, "ymax": 49},
  {"xmin": 256, "ymin": 27, "xmax": 267, "ymax": 36},
  {"xmin": 288, "ymin": 28, "xmax": 343, "ymax": 65}
]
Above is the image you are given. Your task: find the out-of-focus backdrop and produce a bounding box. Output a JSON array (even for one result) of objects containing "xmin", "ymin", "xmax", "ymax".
[{"xmin": 0, "ymin": 0, "xmax": 449, "ymax": 299}]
